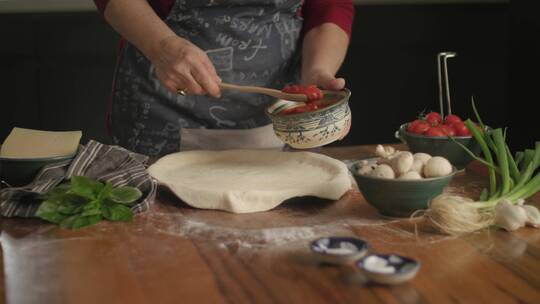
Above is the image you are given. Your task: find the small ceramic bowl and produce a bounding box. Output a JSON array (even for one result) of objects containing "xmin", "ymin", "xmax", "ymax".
[
  {"xmin": 0, "ymin": 153, "xmax": 76, "ymax": 187},
  {"xmin": 356, "ymin": 253, "xmax": 420, "ymax": 285},
  {"xmin": 266, "ymin": 89, "xmax": 351, "ymax": 149},
  {"xmin": 350, "ymin": 158, "xmax": 457, "ymax": 217},
  {"xmin": 310, "ymin": 236, "xmax": 369, "ymax": 265},
  {"xmin": 396, "ymin": 123, "xmax": 481, "ymax": 170}
]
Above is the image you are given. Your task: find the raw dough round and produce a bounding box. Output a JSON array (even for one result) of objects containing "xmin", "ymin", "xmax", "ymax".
[{"xmin": 148, "ymin": 150, "xmax": 351, "ymax": 213}]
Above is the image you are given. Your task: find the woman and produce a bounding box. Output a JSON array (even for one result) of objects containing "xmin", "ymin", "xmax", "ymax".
[{"xmin": 94, "ymin": 0, "xmax": 354, "ymax": 156}]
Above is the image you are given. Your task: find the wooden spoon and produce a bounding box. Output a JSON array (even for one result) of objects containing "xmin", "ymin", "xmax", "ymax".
[{"xmin": 219, "ymin": 82, "xmax": 309, "ymax": 102}]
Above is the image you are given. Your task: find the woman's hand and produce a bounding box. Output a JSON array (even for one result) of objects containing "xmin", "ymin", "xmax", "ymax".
[
  {"xmin": 150, "ymin": 35, "xmax": 222, "ymax": 97},
  {"xmin": 302, "ymin": 69, "xmax": 346, "ymax": 91},
  {"xmin": 301, "ymin": 22, "xmax": 349, "ymax": 91}
]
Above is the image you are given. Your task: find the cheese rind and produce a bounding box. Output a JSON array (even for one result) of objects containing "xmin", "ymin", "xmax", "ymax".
[{"xmin": 0, "ymin": 128, "xmax": 82, "ymax": 158}]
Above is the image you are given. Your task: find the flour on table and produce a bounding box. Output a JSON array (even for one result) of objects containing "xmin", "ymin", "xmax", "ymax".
[{"xmin": 139, "ymin": 210, "xmax": 454, "ymax": 253}]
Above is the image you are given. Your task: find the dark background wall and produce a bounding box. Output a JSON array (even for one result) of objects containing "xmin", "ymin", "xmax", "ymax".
[
  {"xmin": 1, "ymin": 3, "xmax": 526, "ymax": 152},
  {"xmin": 339, "ymin": 3, "xmax": 508, "ymax": 147},
  {"xmin": 0, "ymin": 12, "xmax": 118, "ymax": 144}
]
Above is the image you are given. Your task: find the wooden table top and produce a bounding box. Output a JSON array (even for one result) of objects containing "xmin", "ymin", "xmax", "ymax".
[{"xmin": 1, "ymin": 145, "xmax": 540, "ymax": 304}]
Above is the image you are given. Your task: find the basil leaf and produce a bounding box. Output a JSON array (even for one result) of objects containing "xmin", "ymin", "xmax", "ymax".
[
  {"xmin": 63, "ymin": 193, "xmax": 89, "ymax": 205},
  {"xmin": 53, "ymin": 193, "xmax": 88, "ymax": 214},
  {"xmin": 79, "ymin": 199, "xmax": 101, "ymax": 216},
  {"xmin": 37, "ymin": 176, "xmax": 140, "ymax": 229},
  {"xmin": 60, "ymin": 214, "xmax": 80, "ymax": 229},
  {"xmin": 101, "ymin": 203, "xmax": 112, "ymax": 219},
  {"xmin": 109, "ymin": 187, "xmax": 142, "ymax": 204},
  {"xmin": 36, "ymin": 199, "xmax": 68, "ymax": 224},
  {"xmin": 72, "ymin": 215, "xmax": 103, "ymax": 229},
  {"xmin": 102, "ymin": 203, "xmax": 133, "ymax": 221},
  {"xmin": 44, "ymin": 184, "xmax": 70, "ymax": 201},
  {"xmin": 70, "ymin": 176, "xmax": 104, "ymax": 200},
  {"xmin": 83, "ymin": 199, "xmax": 101, "ymax": 210},
  {"xmin": 98, "ymin": 182, "xmax": 114, "ymax": 200},
  {"xmin": 38, "ymin": 184, "xmax": 69, "ymax": 201},
  {"xmin": 57, "ymin": 199, "xmax": 85, "ymax": 215}
]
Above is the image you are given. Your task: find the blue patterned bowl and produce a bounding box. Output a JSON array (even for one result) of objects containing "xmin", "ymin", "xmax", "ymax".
[
  {"xmin": 310, "ymin": 236, "xmax": 368, "ymax": 264},
  {"xmin": 356, "ymin": 253, "xmax": 420, "ymax": 285},
  {"xmin": 266, "ymin": 89, "xmax": 352, "ymax": 149}
]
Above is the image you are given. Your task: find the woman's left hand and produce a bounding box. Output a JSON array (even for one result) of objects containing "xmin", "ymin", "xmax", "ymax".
[
  {"xmin": 302, "ymin": 69, "xmax": 346, "ymax": 91},
  {"xmin": 302, "ymin": 68, "xmax": 350, "ymax": 140}
]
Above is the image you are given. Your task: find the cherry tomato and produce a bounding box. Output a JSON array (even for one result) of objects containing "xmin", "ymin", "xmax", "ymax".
[
  {"xmin": 306, "ymin": 103, "xmax": 319, "ymax": 111},
  {"xmin": 304, "ymin": 86, "xmax": 323, "ymax": 101},
  {"xmin": 283, "ymin": 84, "xmax": 323, "ymax": 101},
  {"xmin": 440, "ymin": 124, "xmax": 456, "ymax": 136},
  {"xmin": 306, "ymin": 91, "xmax": 322, "ymax": 101},
  {"xmin": 425, "ymin": 126, "xmax": 446, "ymax": 137},
  {"xmin": 310, "ymin": 99, "xmax": 325, "ymax": 108},
  {"xmin": 407, "ymin": 119, "xmax": 422, "ymax": 132},
  {"xmin": 412, "ymin": 121, "xmax": 431, "ymax": 134},
  {"xmin": 425, "ymin": 112, "xmax": 442, "ymax": 126},
  {"xmin": 444, "ymin": 114, "xmax": 462, "ymax": 125},
  {"xmin": 281, "ymin": 107, "xmax": 298, "ymax": 115},
  {"xmin": 452, "ymin": 122, "xmax": 472, "ymax": 136},
  {"xmin": 282, "ymin": 85, "xmax": 302, "ymax": 94},
  {"xmin": 292, "ymin": 105, "xmax": 310, "ymax": 113}
]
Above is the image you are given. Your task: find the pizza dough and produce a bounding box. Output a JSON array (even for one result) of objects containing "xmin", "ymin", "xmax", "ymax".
[{"xmin": 147, "ymin": 149, "xmax": 351, "ymax": 213}]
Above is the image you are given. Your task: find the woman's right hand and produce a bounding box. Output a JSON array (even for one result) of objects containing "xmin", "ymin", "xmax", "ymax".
[{"xmin": 150, "ymin": 35, "xmax": 222, "ymax": 98}]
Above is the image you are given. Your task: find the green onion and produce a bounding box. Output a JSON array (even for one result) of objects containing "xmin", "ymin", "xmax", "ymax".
[
  {"xmin": 425, "ymin": 98, "xmax": 540, "ymax": 235},
  {"xmin": 492, "ymin": 129, "xmax": 511, "ymax": 195},
  {"xmin": 506, "ymin": 145, "xmax": 521, "ymax": 181},
  {"xmin": 464, "ymin": 119, "xmax": 498, "ymax": 197}
]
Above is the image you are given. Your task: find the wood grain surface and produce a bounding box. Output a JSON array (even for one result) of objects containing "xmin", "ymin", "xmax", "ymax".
[{"xmin": 1, "ymin": 145, "xmax": 540, "ymax": 304}]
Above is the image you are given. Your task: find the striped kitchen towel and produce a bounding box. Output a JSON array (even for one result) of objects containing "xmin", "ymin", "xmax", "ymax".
[{"xmin": 0, "ymin": 140, "xmax": 157, "ymax": 218}]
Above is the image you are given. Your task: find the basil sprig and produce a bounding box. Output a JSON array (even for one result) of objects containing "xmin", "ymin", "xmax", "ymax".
[{"xmin": 36, "ymin": 176, "xmax": 142, "ymax": 229}]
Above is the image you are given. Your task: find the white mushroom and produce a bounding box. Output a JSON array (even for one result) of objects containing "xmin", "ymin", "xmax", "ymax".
[
  {"xmin": 375, "ymin": 144, "xmax": 396, "ymax": 159},
  {"xmin": 410, "ymin": 159, "xmax": 424, "ymax": 176},
  {"xmin": 359, "ymin": 160, "xmax": 369, "ymax": 166},
  {"xmin": 356, "ymin": 163, "xmax": 376, "ymax": 175},
  {"xmin": 390, "ymin": 151, "xmax": 414, "ymax": 175},
  {"xmin": 413, "ymin": 153, "xmax": 432, "ymax": 165},
  {"xmin": 495, "ymin": 201, "xmax": 528, "ymax": 231},
  {"xmin": 423, "ymin": 156, "xmax": 453, "ymax": 177},
  {"xmin": 370, "ymin": 164, "xmax": 395, "ymax": 179},
  {"xmin": 398, "ymin": 171, "xmax": 422, "ymax": 180}
]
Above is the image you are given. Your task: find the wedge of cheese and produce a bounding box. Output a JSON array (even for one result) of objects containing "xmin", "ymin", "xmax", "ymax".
[{"xmin": 0, "ymin": 127, "xmax": 82, "ymax": 158}]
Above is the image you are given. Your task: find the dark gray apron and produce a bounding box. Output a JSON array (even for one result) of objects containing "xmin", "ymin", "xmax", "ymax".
[{"xmin": 111, "ymin": 0, "xmax": 303, "ymax": 156}]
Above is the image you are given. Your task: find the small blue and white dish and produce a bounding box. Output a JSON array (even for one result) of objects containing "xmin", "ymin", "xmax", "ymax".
[
  {"xmin": 310, "ymin": 237, "xmax": 368, "ymax": 264},
  {"xmin": 356, "ymin": 253, "xmax": 420, "ymax": 285}
]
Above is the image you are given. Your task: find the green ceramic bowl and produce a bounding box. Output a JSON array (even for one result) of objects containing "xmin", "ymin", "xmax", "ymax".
[
  {"xmin": 350, "ymin": 159, "xmax": 457, "ymax": 217},
  {"xmin": 395, "ymin": 123, "xmax": 481, "ymax": 170},
  {"xmin": 0, "ymin": 153, "xmax": 75, "ymax": 187}
]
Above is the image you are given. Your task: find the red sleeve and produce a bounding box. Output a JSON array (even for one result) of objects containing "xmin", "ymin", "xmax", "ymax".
[
  {"xmin": 93, "ymin": 0, "xmax": 174, "ymax": 19},
  {"xmin": 301, "ymin": 0, "xmax": 355, "ymax": 38}
]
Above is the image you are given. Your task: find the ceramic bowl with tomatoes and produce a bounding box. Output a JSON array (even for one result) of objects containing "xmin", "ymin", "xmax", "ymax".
[
  {"xmin": 266, "ymin": 89, "xmax": 351, "ymax": 149},
  {"xmin": 395, "ymin": 112, "xmax": 482, "ymax": 170}
]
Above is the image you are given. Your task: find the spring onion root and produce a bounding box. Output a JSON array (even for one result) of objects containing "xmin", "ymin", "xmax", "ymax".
[{"xmin": 425, "ymin": 195, "xmax": 494, "ymax": 235}]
